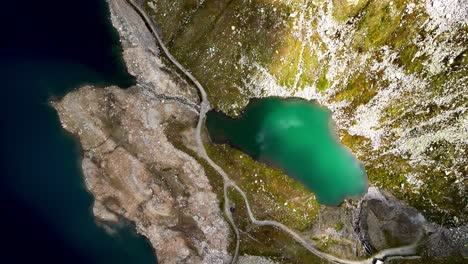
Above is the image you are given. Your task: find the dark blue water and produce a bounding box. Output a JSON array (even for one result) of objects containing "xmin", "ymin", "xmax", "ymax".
[{"xmin": 0, "ymin": 0, "xmax": 156, "ymax": 263}]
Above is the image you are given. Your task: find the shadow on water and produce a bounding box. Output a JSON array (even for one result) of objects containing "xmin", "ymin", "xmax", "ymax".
[{"xmin": 0, "ymin": 0, "xmax": 156, "ymax": 263}]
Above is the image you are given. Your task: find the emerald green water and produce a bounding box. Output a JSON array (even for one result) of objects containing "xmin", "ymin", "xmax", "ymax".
[{"xmin": 206, "ymin": 97, "xmax": 368, "ymax": 205}]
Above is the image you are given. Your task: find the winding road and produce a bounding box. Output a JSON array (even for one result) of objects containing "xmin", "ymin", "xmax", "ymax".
[{"xmin": 123, "ymin": 0, "xmax": 420, "ymax": 263}]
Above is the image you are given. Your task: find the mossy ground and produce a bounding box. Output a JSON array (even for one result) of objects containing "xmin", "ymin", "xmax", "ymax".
[
  {"xmin": 205, "ymin": 142, "xmax": 320, "ymax": 231},
  {"xmin": 147, "ymin": 0, "xmax": 467, "ymax": 259},
  {"xmin": 146, "ymin": 0, "xmax": 295, "ymax": 113},
  {"xmin": 228, "ymin": 188, "xmax": 327, "ymax": 263},
  {"xmin": 332, "ymin": 0, "xmax": 370, "ymax": 22},
  {"xmin": 165, "ymin": 120, "xmax": 325, "ymax": 260}
]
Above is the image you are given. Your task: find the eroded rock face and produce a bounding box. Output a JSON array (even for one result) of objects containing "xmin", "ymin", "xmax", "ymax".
[
  {"xmin": 357, "ymin": 188, "xmax": 425, "ymax": 251},
  {"xmin": 420, "ymin": 223, "xmax": 468, "ymax": 261},
  {"xmin": 53, "ymin": 86, "xmax": 230, "ymax": 263}
]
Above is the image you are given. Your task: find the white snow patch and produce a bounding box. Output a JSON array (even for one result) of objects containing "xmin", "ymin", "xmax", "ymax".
[
  {"xmin": 395, "ymin": 113, "xmax": 468, "ymax": 157},
  {"xmin": 348, "ymin": 46, "xmax": 427, "ymax": 149},
  {"xmin": 406, "ymin": 173, "xmax": 424, "ymax": 190},
  {"xmin": 425, "ymin": 0, "xmax": 468, "ymax": 32}
]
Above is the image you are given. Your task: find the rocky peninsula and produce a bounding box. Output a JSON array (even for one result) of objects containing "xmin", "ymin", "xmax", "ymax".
[{"xmin": 53, "ymin": 0, "xmax": 467, "ymax": 263}]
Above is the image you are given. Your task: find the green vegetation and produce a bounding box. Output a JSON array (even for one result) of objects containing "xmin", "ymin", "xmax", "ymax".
[
  {"xmin": 148, "ymin": 0, "xmax": 467, "ymax": 242},
  {"xmin": 228, "ymin": 188, "xmax": 326, "ymax": 263},
  {"xmin": 396, "ymin": 44, "xmax": 426, "ymax": 73},
  {"xmin": 334, "ymin": 222, "xmax": 343, "ymax": 232},
  {"xmin": 269, "ymin": 37, "xmax": 305, "ymax": 88},
  {"xmin": 316, "ymin": 68, "xmax": 330, "ymax": 92},
  {"xmin": 353, "ymin": 0, "xmax": 408, "ymax": 50},
  {"xmin": 206, "ymin": 143, "xmax": 320, "ymax": 231},
  {"xmin": 314, "ymin": 236, "xmax": 339, "ymax": 252},
  {"xmin": 164, "ymin": 120, "xmax": 323, "ymax": 259},
  {"xmin": 333, "ymin": 72, "xmax": 378, "ymax": 109},
  {"xmin": 332, "ymin": 0, "xmax": 370, "ymax": 22},
  {"xmin": 146, "ymin": 0, "xmax": 293, "ymax": 113}
]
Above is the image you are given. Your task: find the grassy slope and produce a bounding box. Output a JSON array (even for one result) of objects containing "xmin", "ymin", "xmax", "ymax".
[{"xmin": 146, "ymin": 0, "xmax": 467, "ymax": 259}]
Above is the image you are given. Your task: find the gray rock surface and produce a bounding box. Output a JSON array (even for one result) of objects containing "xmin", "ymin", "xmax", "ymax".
[
  {"xmin": 357, "ymin": 187, "xmax": 425, "ymax": 251},
  {"xmin": 52, "ymin": 0, "xmax": 231, "ymax": 262},
  {"xmin": 53, "ymin": 85, "xmax": 231, "ymax": 263}
]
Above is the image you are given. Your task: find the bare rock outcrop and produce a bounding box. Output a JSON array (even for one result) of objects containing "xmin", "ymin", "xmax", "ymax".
[
  {"xmin": 356, "ymin": 187, "xmax": 425, "ymax": 252},
  {"xmin": 53, "ymin": 85, "xmax": 230, "ymax": 263},
  {"xmin": 52, "ymin": 0, "xmax": 231, "ymax": 262}
]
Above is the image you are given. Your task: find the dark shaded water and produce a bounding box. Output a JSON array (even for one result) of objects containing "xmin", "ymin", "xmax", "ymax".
[
  {"xmin": 207, "ymin": 97, "xmax": 368, "ymax": 206},
  {"xmin": 0, "ymin": 0, "xmax": 156, "ymax": 263}
]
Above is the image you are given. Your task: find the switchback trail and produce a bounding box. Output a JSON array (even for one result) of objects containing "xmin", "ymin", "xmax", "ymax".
[{"xmin": 122, "ymin": 0, "xmax": 420, "ymax": 263}]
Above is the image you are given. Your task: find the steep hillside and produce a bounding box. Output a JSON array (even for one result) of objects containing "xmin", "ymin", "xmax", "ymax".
[{"xmin": 145, "ymin": 0, "xmax": 467, "ymax": 227}]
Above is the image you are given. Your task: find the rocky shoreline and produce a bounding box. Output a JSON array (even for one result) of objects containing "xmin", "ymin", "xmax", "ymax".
[
  {"xmin": 53, "ymin": 0, "xmax": 231, "ymax": 262},
  {"xmin": 52, "ymin": 0, "xmax": 467, "ymax": 263}
]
